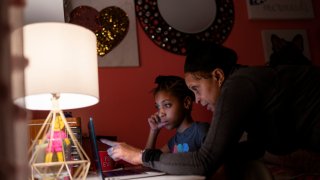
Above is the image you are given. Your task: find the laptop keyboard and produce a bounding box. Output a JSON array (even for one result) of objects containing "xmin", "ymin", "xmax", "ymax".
[{"xmin": 104, "ymin": 168, "xmax": 146, "ymax": 177}]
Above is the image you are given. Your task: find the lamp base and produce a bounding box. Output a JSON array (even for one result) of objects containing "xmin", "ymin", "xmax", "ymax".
[{"xmin": 28, "ymin": 110, "xmax": 90, "ymax": 180}]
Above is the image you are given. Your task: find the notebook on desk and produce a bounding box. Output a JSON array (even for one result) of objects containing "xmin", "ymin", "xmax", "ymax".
[{"xmin": 88, "ymin": 117, "xmax": 165, "ymax": 180}]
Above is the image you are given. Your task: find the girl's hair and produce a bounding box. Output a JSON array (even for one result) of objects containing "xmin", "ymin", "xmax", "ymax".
[
  {"xmin": 152, "ymin": 75, "xmax": 195, "ymax": 102},
  {"xmin": 184, "ymin": 39, "xmax": 238, "ymax": 78}
]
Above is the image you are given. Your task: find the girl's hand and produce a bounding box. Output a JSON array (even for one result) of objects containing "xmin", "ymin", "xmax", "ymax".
[
  {"xmin": 100, "ymin": 139, "xmax": 143, "ymax": 165},
  {"xmin": 147, "ymin": 113, "xmax": 168, "ymax": 132}
]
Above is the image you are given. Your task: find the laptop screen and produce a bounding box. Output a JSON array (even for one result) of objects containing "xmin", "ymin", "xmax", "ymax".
[
  {"xmin": 88, "ymin": 118, "xmax": 166, "ymax": 180},
  {"xmin": 88, "ymin": 117, "xmax": 104, "ymax": 180}
]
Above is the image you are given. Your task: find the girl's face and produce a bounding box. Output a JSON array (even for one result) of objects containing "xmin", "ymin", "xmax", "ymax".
[
  {"xmin": 154, "ymin": 91, "xmax": 186, "ymax": 130},
  {"xmin": 184, "ymin": 71, "xmax": 222, "ymax": 113}
]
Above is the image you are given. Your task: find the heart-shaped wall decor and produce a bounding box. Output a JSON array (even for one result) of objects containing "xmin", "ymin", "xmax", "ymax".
[{"xmin": 69, "ymin": 5, "xmax": 129, "ymax": 56}]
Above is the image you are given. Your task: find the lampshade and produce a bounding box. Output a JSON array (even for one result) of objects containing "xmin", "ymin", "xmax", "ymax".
[
  {"xmin": 24, "ymin": 0, "xmax": 64, "ymax": 24},
  {"xmin": 15, "ymin": 22, "xmax": 99, "ymax": 110}
]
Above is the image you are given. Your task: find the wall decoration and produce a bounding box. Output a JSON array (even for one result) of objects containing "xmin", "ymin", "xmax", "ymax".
[
  {"xmin": 246, "ymin": 0, "xmax": 314, "ymax": 19},
  {"xmin": 135, "ymin": 0, "xmax": 234, "ymax": 55},
  {"xmin": 261, "ymin": 29, "xmax": 311, "ymax": 64},
  {"xmin": 64, "ymin": 0, "xmax": 140, "ymax": 67}
]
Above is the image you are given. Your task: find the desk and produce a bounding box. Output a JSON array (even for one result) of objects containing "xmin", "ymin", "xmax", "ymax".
[
  {"xmin": 86, "ymin": 174, "xmax": 205, "ymax": 180},
  {"xmin": 130, "ymin": 175, "xmax": 205, "ymax": 180}
]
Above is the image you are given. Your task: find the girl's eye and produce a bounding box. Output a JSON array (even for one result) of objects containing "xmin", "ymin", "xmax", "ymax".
[
  {"xmin": 155, "ymin": 104, "xmax": 160, "ymax": 110},
  {"xmin": 164, "ymin": 103, "xmax": 172, "ymax": 108}
]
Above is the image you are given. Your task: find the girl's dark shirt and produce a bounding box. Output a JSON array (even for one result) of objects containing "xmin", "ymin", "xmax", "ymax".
[
  {"xmin": 143, "ymin": 65, "xmax": 320, "ymax": 176},
  {"xmin": 167, "ymin": 122, "xmax": 210, "ymax": 153}
]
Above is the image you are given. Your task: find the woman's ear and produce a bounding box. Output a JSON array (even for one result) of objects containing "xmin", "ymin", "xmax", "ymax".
[
  {"xmin": 212, "ymin": 68, "xmax": 225, "ymax": 87},
  {"xmin": 184, "ymin": 96, "xmax": 192, "ymax": 110}
]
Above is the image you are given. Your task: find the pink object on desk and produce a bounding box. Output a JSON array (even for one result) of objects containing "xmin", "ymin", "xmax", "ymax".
[{"xmin": 46, "ymin": 130, "xmax": 67, "ymax": 152}]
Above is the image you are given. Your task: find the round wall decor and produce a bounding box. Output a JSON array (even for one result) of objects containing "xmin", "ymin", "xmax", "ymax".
[{"xmin": 135, "ymin": 0, "xmax": 235, "ymax": 55}]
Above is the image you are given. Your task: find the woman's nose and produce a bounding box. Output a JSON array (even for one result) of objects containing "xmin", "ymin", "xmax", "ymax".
[{"xmin": 195, "ymin": 96, "xmax": 201, "ymax": 104}]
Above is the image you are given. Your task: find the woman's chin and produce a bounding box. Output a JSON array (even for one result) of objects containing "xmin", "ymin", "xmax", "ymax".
[{"xmin": 207, "ymin": 105, "xmax": 215, "ymax": 112}]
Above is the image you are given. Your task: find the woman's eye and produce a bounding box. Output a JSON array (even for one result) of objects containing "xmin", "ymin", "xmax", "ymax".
[
  {"xmin": 191, "ymin": 86, "xmax": 197, "ymax": 91},
  {"xmin": 191, "ymin": 87, "xmax": 199, "ymax": 94},
  {"xmin": 164, "ymin": 103, "xmax": 172, "ymax": 108}
]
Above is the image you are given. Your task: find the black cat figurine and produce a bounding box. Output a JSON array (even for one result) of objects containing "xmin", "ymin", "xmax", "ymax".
[{"xmin": 267, "ymin": 34, "xmax": 312, "ymax": 66}]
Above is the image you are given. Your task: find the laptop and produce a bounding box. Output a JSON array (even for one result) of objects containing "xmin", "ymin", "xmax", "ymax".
[{"xmin": 88, "ymin": 117, "xmax": 165, "ymax": 180}]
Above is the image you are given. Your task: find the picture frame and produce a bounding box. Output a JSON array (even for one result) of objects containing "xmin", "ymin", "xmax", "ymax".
[
  {"xmin": 246, "ymin": 0, "xmax": 314, "ymax": 20},
  {"xmin": 261, "ymin": 29, "xmax": 311, "ymax": 63}
]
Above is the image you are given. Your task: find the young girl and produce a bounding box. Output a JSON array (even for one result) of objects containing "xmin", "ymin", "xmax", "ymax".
[{"xmin": 145, "ymin": 75, "xmax": 209, "ymax": 153}]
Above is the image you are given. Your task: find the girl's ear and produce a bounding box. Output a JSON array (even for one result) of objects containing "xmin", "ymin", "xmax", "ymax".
[
  {"xmin": 184, "ymin": 96, "xmax": 192, "ymax": 110},
  {"xmin": 211, "ymin": 68, "xmax": 225, "ymax": 87}
]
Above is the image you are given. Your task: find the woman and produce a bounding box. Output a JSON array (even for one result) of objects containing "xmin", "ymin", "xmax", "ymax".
[{"xmin": 102, "ymin": 40, "xmax": 320, "ymax": 178}]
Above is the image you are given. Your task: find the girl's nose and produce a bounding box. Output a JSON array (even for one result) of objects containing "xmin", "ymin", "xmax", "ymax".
[{"xmin": 158, "ymin": 109, "xmax": 165, "ymax": 117}]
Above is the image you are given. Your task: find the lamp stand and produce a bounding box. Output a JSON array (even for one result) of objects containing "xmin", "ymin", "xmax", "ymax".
[{"xmin": 28, "ymin": 94, "xmax": 90, "ymax": 180}]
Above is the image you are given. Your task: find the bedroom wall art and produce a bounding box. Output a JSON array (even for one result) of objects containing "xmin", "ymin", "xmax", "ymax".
[
  {"xmin": 64, "ymin": 0, "xmax": 140, "ymax": 67},
  {"xmin": 135, "ymin": 0, "xmax": 235, "ymax": 55},
  {"xmin": 261, "ymin": 29, "xmax": 311, "ymax": 63},
  {"xmin": 246, "ymin": 0, "xmax": 314, "ymax": 19}
]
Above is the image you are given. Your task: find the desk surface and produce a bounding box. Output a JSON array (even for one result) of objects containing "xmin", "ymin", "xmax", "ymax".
[
  {"xmin": 87, "ymin": 174, "xmax": 205, "ymax": 180},
  {"xmin": 130, "ymin": 175, "xmax": 205, "ymax": 180}
]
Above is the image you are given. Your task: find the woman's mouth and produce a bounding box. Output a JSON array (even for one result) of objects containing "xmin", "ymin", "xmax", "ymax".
[{"xmin": 203, "ymin": 103, "xmax": 215, "ymax": 112}]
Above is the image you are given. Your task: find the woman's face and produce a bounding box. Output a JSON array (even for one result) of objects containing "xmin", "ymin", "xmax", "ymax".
[
  {"xmin": 185, "ymin": 71, "xmax": 222, "ymax": 113},
  {"xmin": 154, "ymin": 91, "xmax": 186, "ymax": 130}
]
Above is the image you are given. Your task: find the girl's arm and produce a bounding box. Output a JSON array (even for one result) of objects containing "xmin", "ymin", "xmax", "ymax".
[
  {"xmin": 145, "ymin": 113, "xmax": 168, "ymax": 150},
  {"xmin": 145, "ymin": 129, "xmax": 160, "ymax": 149},
  {"xmin": 160, "ymin": 144, "xmax": 170, "ymax": 153}
]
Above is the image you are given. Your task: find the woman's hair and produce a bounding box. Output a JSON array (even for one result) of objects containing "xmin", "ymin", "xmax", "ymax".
[
  {"xmin": 152, "ymin": 75, "xmax": 195, "ymax": 102},
  {"xmin": 184, "ymin": 39, "xmax": 238, "ymax": 78}
]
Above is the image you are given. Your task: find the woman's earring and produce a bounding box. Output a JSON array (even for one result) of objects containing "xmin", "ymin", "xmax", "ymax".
[{"xmin": 185, "ymin": 103, "xmax": 190, "ymax": 110}]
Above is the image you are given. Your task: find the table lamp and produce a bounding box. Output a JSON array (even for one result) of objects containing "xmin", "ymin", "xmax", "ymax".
[{"xmin": 15, "ymin": 22, "xmax": 99, "ymax": 179}]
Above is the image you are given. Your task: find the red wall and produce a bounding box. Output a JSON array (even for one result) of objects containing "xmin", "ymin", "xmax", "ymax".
[{"xmin": 33, "ymin": 1, "xmax": 320, "ymax": 148}]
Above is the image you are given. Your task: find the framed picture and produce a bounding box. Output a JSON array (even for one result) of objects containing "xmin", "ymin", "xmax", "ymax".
[
  {"xmin": 246, "ymin": 0, "xmax": 314, "ymax": 19},
  {"xmin": 261, "ymin": 29, "xmax": 311, "ymax": 63},
  {"xmin": 64, "ymin": 0, "xmax": 140, "ymax": 67}
]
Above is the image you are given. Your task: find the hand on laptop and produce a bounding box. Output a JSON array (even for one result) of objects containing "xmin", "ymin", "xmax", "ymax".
[{"xmin": 100, "ymin": 139, "xmax": 143, "ymax": 165}]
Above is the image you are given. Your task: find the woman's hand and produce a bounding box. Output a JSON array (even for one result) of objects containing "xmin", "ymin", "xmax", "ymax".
[
  {"xmin": 147, "ymin": 113, "xmax": 168, "ymax": 132},
  {"xmin": 100, "ymin": 139, "xmax": 143, "ymax": 165}
]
